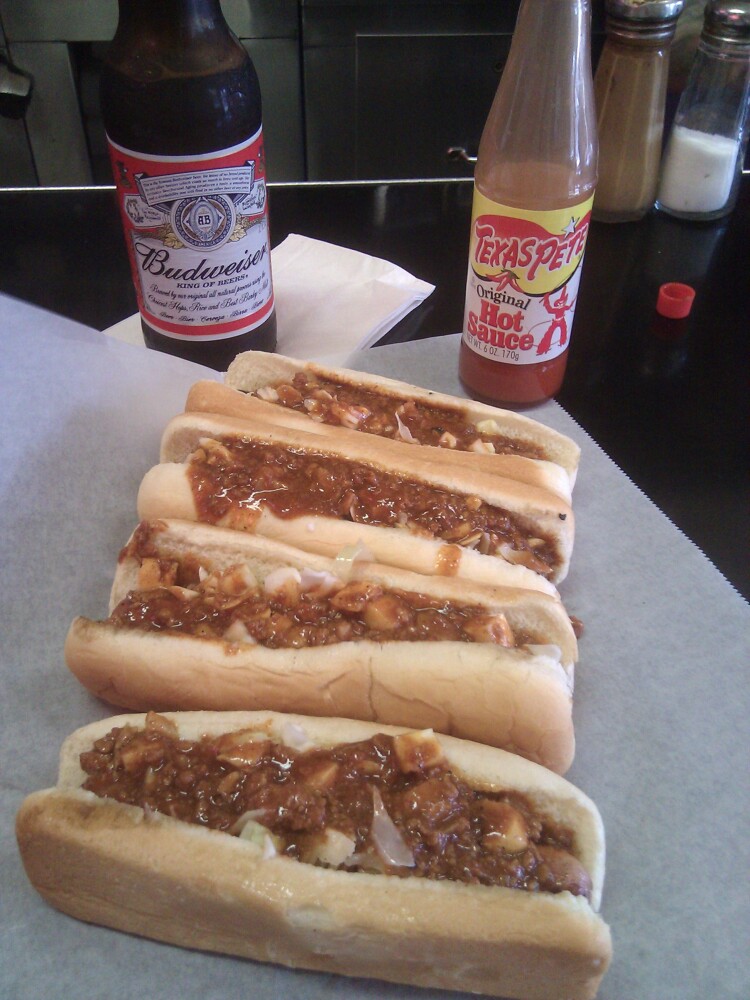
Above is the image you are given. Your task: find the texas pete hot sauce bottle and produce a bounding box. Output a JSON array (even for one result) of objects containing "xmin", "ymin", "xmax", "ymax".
[{"xmin": 459, "ymin": 0, "xmax": 598, "ymax": 406}]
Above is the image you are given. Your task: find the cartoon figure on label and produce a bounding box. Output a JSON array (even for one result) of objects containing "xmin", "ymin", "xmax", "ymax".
[{"xmin": 536, "ymin": 286, "xmax": 575, "ymax": 356}]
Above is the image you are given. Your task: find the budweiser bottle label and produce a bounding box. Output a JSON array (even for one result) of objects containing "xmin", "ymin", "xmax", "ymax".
[
  {"xmin": 462, "ymin": 189, "xmax": 593, "ymax": 365},
  {"xmin": 107, "ymin": 129, "xmax": 274, "ymax": 340}
]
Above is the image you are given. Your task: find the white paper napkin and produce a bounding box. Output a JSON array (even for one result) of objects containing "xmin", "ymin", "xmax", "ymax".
[
  {"xmin": 103, "ymin": 234, "xmax": 435, "ymax": 359},
  {"xmin": 270, "ymin": 233, "xmax": 435, "ymax": 356}
]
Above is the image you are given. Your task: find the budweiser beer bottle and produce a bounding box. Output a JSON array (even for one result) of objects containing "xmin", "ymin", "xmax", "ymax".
[
  {"xmin": 460, "ymin": 0, "xmax": 598, "ymax": 405},
  {"xmin": 101, "ymin": 0, "xmax": 277, "ymax": 370}
]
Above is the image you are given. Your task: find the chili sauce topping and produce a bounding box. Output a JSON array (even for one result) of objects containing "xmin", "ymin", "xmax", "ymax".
[
  {"xmin": 111, "ymin": 526, "xmax": 538, "ymax": 649},
  {"xmin": 80, "ymin": 713, "xmax": 591, "ymax": 896},
  {"xmin": 186, "ymin": 436, "xmax": 557, "ymax": 577},
  {"xmin": 251, "ymin": 371, "xmax": 545, "ymax": 459}
]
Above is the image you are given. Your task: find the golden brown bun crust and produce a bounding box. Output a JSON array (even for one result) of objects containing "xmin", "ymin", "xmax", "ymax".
[
  {"xmin": 16, "ymin": 712, "xmax": 611, "ymax": 998},
  {"xmin": 224, "ymin": 351, "xmax": 581, "ymax": 482},
  {"xmin": 64, "ymin": 617, "xmax": 575, "ymax": 772},
  {"xmin": 64, "ymin": 519, "xmax": 576, "ymax": 771},
  {"xmin": 185, "ymin": 380, "xmax": 573, "ymax": 503}
]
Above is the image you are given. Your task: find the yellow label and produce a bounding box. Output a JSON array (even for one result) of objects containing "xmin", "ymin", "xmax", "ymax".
[
  {"xmin": 468, "ymin": 189, "xmax": 593, "ymax": 295},
  {"xmin": 462, "ymin": 188, "xmax": 594, "ymax": 365}
]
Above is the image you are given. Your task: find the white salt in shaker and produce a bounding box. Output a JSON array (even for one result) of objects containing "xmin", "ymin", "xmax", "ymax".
[{"xmin": 656, "ymin": 0, "xmax": 750, "ymax": 220}]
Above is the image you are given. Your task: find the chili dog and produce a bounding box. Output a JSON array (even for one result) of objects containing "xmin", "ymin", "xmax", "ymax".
[
  {"xmin": 221, "ymin": 350, "xmax": 580, "ymax": 489},
  {"xmin": 137, "ymin": 412, "xmax": 574, "ymax": 594},
  {"xmin": 16, "ymin": 710, "xmax": 612, "ymax": 998},
  {"xmin": 65, "ymin": 519, "xmax": 578, "ymax": 772},
  {"xmin": 186, "ymin": 379, "xmax": 573, "ymax": 502}
]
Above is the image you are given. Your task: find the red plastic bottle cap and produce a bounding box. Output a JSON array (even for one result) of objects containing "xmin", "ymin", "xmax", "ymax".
[{"xmin": 656, "ymin": 282, "xmax": 695, "ymax": 319}]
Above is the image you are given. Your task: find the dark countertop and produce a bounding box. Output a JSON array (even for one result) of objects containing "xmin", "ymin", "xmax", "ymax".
[{"xmin": 1, "ymin": 178, "xmax": 747, "ymax": 599}]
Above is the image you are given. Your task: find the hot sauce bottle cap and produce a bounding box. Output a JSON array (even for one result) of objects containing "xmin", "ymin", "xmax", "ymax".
[{"xmin": 656, "ymin": 282, "xmax": 696, "ymax": 318}]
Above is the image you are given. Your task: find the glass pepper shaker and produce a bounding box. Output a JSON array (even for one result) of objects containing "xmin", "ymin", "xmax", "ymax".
[
  {"xmin": 656, "ymin": 1, "xmax": 750, "ymax": 220},
  {"xmin": 593, "ymin": 0, "xmax": 685, "ymax": 223}
]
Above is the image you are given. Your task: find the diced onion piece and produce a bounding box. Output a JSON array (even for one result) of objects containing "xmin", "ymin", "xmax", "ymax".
[
  {"xmin": 306, "ymin": 760, "xmax": 340, "ymax": 790},
  {"xmin": 363, "ymin": 593, "xmax": 412, "ymax": 632},
  {"xmin": 302, "ymin": 828, "xmax": 357, "ymax": 868},
  {"xmin": 438, "ymin": 431, "xmax": 457, "ymax": 449},
  {"xmin": 475, "ymin": 419, "xmax": 502, "ymax": 435},
  {"xmin": 217, "ymin": 739, "xmax": 271, "ymax": 769},
  {"xmin": 280, "ymin": 721, "xmax": 314, "ymax": 751},
  {"xmin": 166, "ymin": 586, "xmax": 200, "ymax": 601},
  {"xmin": 479, "ymin": 801, "xmax": 529, "ymax": 854},
  {"xmin": 370, "ymin": 787, "xmax": 415, "ymax": 868},
  {"xmin": 144, "ymin": 712, "xmax": 178, "ymax": 737},
  {"xmin": 299, "ymin": 567, "xmax": 343, "ymax": 596},
  {"xmin": 236, "ymin": 818, "xmax": 281, "ymax": 860},
  {"xmin": 263, "ymin": 566, "xmax": 302, "ymax": 595},
  {"xmin": 524, "ymin": 643, "xmax": 562, "ymax": 663},
  {"xmin": 333, "ymin": 403, "xmax": 371, "ymax": 429},
  {"xmin": 137, "ymin": 557, "xmax": 175, "ymax": 589},
  {"xmin": 262, "ymin": 834, "xmax": 279, "ymax": 860},
  {"xmin": 199, "ymin": 436, "xmax": 234, "ymax": 463},
  {"xmin": 462, "ymin": 612, "xmax": 514, "ymax": 647},
  {"xmin": 216, "ymin": 728, "xmax": 269, "ymax": 751},
  {"xmin": 219, "ymin": 563, "xmax": 257, "ymax": 596},
  {"xmin": 469, "ymin": 439, "xmax": 495, "ymax": 454},
  {"xmin": 223, "ymin": 620, "xmax": 256, "ymax": 644},
  {"xmin": 498, "ymin": 543, "xmax": 527, "ymax": 565},
  {"xmin": 334, "ymin": 541, "xmax": 375, "ymax": 581},
  {"xmin": 497, "ymin": 542, "xmax": 549, "ymax": 576},
  {"xmin": 392, "ymin": 730, "xmax": 445, "ymax": 774},
  {"xmin": 256, "ymin": 385, "xmax": 279, "ymax": 402},
  {"xmin": 497, "ymin": 543, "xmax": 550, "ymax": 575},
  {"xmin": 342, "ymin": 850, "xmax": 387, "ymax": 874},
  {"xmin": 231, "ymin": 809, "xmax": 269, "ymax": 835},
  {"xmin": 395, "ymin": 412, "xmax": 417, "ymax": 443}
]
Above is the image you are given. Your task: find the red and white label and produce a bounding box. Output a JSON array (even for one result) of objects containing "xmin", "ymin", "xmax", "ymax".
[
  {"xmin": 463, "ymin": 188, "xmax": 593, "ymax": 365},
  {"xmin": 108, "ymin": 130, "xmax": 274, "ymax": 340}
]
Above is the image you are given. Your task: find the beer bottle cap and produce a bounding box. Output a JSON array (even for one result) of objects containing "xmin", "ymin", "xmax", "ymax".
[{"xmin": 656, "ymin": 282, "xmax": 695, "ymax": 319}]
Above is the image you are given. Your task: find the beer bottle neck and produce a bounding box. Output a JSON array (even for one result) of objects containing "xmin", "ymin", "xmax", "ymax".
[
  {"xmin": 115, "ymin": 0, "xmax": 230, "ymax": 38},
  {"xmin": 109, "ymin": 0, "xmax": 242, "ymax": 76}
]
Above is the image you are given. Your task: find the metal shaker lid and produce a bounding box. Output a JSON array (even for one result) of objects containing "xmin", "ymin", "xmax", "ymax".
[
  {"xmin": 604, "ymin": 0, "xmax": 685, "ymax": 22},
  {"xmin": 702, "ymin": 1, "xmax": 750, "ymax": 45}
]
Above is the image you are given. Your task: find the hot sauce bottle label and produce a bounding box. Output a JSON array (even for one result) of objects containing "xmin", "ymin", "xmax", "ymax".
[
  {"xmin": 462, "ymin": 189, "xmax": 593, "ymax": 365},
  {"xmin": 107, "ymin": 129, "xmax": 274, "ymax": 341}
]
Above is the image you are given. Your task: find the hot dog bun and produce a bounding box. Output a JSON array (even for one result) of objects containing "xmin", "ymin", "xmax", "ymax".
[
  {"xmin": 16, "ymin": 711, "xmax": 611, "ymax": 998},
  {"xmin": 186, "ymin": 379, "xmax": 573, "ymax": 502},
  {"xmin": 138, "ymin": 411, "xmax": 573, "ymax": 591},
  {"xmin": 64, "ymin": 519, "xmax": 578, "ymax": 772},
  {"xmin": 224, "ymin": 350, "xmax": 581, "ymax": 484}
]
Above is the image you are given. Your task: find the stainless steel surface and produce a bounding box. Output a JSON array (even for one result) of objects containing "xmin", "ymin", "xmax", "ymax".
[{"xmin": 605, "ymin": 0, "xmax": 685, "ymax": 20}]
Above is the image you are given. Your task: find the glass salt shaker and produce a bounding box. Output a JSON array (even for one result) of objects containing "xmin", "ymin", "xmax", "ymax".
[
  {"xmin": 593, "ymin": 0, "xmax": 685, "ymax": 223},
  {"xmin": 656, "ymin": 0, "xmax": 750, "ymax": 220}
]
